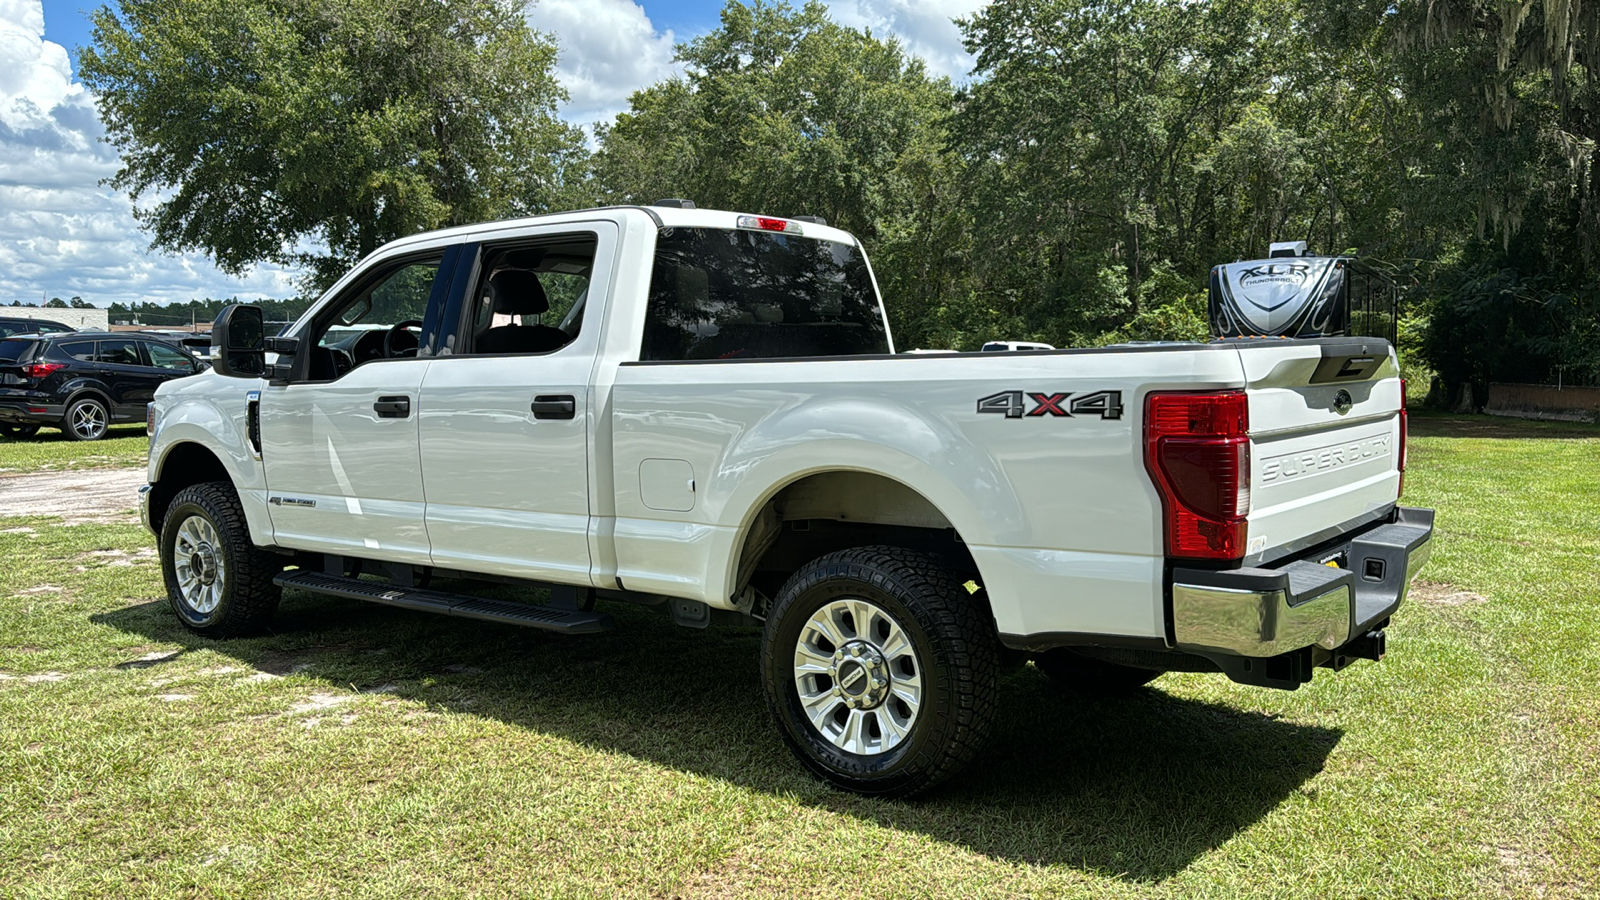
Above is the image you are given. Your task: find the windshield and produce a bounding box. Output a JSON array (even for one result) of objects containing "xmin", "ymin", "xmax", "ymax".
[{"xmin": 642, "ymin": 227, "xmax": 889, "ymax": 361}]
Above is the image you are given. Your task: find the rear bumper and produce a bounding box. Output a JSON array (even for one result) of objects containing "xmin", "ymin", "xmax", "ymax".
[
  {"xmin": 0, "ymin": 397, "xmax": 63, "ymax": 424},
  {"xmin": 1170, "ymin": 505, "xmax": 1434, "ymax": 659}
]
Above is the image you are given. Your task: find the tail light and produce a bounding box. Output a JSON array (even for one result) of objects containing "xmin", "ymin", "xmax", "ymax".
[
  {"xmin": 1144, "ymin": 391, "xmax": 1251, "ymax": 561},
  {"xmin": 22, "ymin": 362, "xmax": 66, "ymax": 379},
  {"xmin": 736, "ymin": 215, "xmax": 803, "ymax": 235},
  {"xmin": 1398, "ymin": 379, "xmax": 1408, "ymax": 498}
]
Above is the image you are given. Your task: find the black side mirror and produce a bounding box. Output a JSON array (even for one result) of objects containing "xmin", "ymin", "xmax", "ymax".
[{"xmin": 211, "ymin": 305, "xmax": 265, "ymax": 377}]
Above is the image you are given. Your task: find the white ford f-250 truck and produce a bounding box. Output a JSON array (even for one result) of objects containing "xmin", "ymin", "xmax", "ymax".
[{"xmin": 141, "ymin": 204, "xmax": 1434, "ymax": 797}]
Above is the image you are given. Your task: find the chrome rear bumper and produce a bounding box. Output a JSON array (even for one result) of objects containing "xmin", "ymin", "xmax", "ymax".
[{"xmin": 1171, "ymin": 506, "xmax": 1434, "ymax": 658}]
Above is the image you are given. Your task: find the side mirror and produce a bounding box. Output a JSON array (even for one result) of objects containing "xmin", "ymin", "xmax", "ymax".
[{"xmin": 211, "ymin": 304, "xmax": 265, "ymax": 377}]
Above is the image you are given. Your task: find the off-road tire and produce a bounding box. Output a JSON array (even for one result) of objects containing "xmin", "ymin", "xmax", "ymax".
[
  {"xmin": 1035, "ymin": 648, "xmax": 1161, "ymax": 691},
  {"xmin": 159, "ymin": 481, "xmax": 282, "ymax": 637},
  {"xmin": 62, "ymin": 397, "xmax": 108, "ymax": 441},
  {"xmin": 761, "ymin": 545, "xmax": 998, "ymax": 798}
]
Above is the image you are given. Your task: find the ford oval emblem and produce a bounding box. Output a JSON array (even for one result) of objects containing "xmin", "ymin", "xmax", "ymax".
[{"xmin": 1333, "ymin": 389, "xmax": 1353, "ymax": 415}]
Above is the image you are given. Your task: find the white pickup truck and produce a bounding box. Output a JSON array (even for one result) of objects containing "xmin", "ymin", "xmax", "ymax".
[{"xmin": 141, "ymin": 204, "xmax": 1434, "ymax": 797}]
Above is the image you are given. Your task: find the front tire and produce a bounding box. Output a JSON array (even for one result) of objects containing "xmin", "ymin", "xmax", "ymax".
[
  {"xmin": 62, "ymin": 397, "xmax": 108, "ymax": 441},
  {"xmin": 159, "ymin": 481, "xmax": 282, "ymax": 637},
  {"xmin": 761, "ymin": 546, "xmax": 998, "ymax": 798}
]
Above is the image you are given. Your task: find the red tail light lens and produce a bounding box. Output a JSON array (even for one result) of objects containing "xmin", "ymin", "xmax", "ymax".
[
  {"xmin": 22, "ymin": 362, "xmax": 66, "ymax": 379},
  {"xmin": 1397, "ymin": 378, "xmax": 1408, "ymax": 498},
  {"xmin": 1145, "ymin": 391, "xmax": 1251, "ymax": 560},
  {"xmin": 736, "ymin": 215, "xmax": 803, "ymax": 234}
]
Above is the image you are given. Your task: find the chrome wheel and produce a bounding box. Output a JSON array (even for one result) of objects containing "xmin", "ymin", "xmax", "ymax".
[
  {"xmin": 793, "ymin": 597, "xmax": 923, "ymax": 756},
  {"xmin": 68, "ymin": 401, "xmax": 106, "ymax": 440},
  {"xmin": 172, "ymin": 514, "xmax": 226, "ymax": 615}
]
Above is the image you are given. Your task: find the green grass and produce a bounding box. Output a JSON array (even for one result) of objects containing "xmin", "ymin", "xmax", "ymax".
[
  {"xmin": 0, "ymin": 414, "xmax": 1596, "ymax": 897},
  {"xmin": 0, "ymin": 427, "xmax": 148, "ymax": 475}
]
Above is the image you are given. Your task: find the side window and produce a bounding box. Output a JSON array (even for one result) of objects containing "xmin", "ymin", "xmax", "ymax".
[
  {"xmin": 460, "ymin": 236, "xmax": 596, "ymax": 356},
  {"xmin": 145, "ymin": 341, "xmax": 196, "ymax": 371},
  {"xmin": 304, "ymin": 255, "xmax": 444, "ymax": 381},
  {"xmin": 97, "ymin": 339, "xmax": 143, "ymax": 366},
  {"xmin": 55, "ymin": 339, "xmax": 96, "ymax": 362}
]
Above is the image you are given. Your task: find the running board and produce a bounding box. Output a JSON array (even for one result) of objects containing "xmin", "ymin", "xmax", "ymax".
[{"xmin": 274, "ymin": 571, "xmax": 613, "ymax": 634}]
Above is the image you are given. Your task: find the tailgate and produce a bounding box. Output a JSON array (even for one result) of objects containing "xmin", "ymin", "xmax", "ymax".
[{"xmin": 1239, "ymin": 338, "xmax": 1403, "ymax": 564}]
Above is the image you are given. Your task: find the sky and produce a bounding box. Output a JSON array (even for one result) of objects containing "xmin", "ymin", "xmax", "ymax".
[{"xmin": 0, "ymin": 0, "xmax": 986, "ymax": 313}]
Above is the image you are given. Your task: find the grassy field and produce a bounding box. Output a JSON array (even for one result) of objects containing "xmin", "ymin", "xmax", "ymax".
[
  {"xmin": 0, "ymin": 427, "xmax": 147, "ymax": 475},
  {"xmin": 1, "ymin": 414, "xmax": 1596, "ymax": 897}
]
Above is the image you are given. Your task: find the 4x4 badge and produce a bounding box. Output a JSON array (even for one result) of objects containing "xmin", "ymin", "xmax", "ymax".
[{"xmin": 976, "ymin": 390, "xmax": 1124, "ymax": 420}]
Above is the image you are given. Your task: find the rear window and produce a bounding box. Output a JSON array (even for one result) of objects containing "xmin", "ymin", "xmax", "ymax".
[
  {"xmin": 641, "ymin": 227, "xmax": 889, "ymax": 361},
  {"xmin": 0, "ymin": 339, "xmax": 35, "ymax": 362}
]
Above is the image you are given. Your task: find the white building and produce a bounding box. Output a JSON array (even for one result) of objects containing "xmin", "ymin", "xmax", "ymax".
[{"xmin": 2, "ymin": 307, "xmax": 109, "ymax": 331}]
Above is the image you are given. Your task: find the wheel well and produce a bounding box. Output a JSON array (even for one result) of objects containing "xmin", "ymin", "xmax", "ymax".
[
  {"xmin": 149, "ymin": 442, "xmax": 231, "ymax": 534},
  {"xmin": 734, "ymin": 472, "xmax": 981, "ymax": 599},
  {"xmin": 64, "ymin": 388, "xmax": 113, "ymax": 413}
]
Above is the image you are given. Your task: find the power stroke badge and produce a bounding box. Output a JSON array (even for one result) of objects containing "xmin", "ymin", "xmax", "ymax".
[{"xmin": 976, "ymin": 390, "xmax": 1124, "ymax": 420}]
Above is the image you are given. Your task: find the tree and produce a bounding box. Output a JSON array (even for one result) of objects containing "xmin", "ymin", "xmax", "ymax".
[
  {"xmin": 81, "ymin": 0, "xmax": 589, "ymax": 292},
  {"xmin": 46, "ymin": 298, "xmax": 69, "ymax": 308},
  {"xmin": 594, "ymin": 1, "xmax": 966, "ymax": 349}
]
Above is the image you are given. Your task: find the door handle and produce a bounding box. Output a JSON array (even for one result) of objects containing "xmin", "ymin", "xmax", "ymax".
[
  {"xmin": 374, "ymin": 395, "xmax": 411, "ymax": 418},
  {"xmin": 531, "ymin": 395, "xmax": 576, "ymax": 420}
]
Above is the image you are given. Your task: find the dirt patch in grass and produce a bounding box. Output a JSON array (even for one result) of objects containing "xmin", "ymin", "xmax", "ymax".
[
  {"xmin": 1411, "ymin": 580, "xmax": 1489, "ymax": 607},
  {"xmin": 0, "ymin": 468, "xmax": 148, "ymax": 524}
]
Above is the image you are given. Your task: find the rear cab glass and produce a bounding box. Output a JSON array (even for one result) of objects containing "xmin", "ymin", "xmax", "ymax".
[{"xmin": 642, "ymin": 227, "xmax": 889, "ymax": 361}]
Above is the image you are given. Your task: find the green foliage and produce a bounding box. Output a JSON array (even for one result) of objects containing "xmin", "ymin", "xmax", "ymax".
[
  {"xmin": 73, "ymin": 0, "xmax": 1600, "ymax": 379},
  {"xmin": 80, "ymin": 0, "xmax": 588, "ymax": 294},
  {"xmin": 593, "ymin": 1, "xmax": 967, "ymax": 348}
]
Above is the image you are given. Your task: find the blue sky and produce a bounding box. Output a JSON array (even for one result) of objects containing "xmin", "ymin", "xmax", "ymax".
[{"xmin": 5, "ymin": 0, "xmax": 981, "ymax": 308}]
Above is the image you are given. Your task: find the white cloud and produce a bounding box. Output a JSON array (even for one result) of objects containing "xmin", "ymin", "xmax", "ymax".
[
  {"xmin": 0, "ymin": 0, "xmax": 985, "ymax": 311},
  {"xmin": 0, "ymin": 0, "xmax": 296, "ymax": 309},
  {"xmin": 525, "ymin": 0, "xmax": 682, "ymax": 130},
  {"xmin": 825, "ymin": 0, "xmax": 987, "ymax": 81}
]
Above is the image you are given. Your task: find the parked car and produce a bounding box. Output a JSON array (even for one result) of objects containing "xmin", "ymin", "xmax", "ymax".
[
  {"xmin": 0, "ymin": 316, "xmax": 75, "ymax": 338},
  {"xmin": 0, "ymin": 332, "xmax": 207, "ymax": 440}
]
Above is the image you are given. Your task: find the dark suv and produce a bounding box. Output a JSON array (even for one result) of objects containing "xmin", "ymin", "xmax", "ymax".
[
  {"xmin": 0, "ymin": 333, "xmax": 207, "ymax": 440},
  {"xmin": 0, "ymin": 316, "xmax": 75, "ymax": 338}
]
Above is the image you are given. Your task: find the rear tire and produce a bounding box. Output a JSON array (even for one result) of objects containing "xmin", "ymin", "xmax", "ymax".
[
  {"xmin": 761, "ymin": 546, "xmax": 998, "ymax": 798},
  {"xmin": 1035, "ymin": 648, "xmax": 1161, "ymax": 691},
  {"xmin": 0, "ymin": 424, "xmax": 39, "ymax": 439},
  {"xmin": 62, "ymin": 397, "xmax": 109, "ymax": 441},
  {"xmin": 159, "ymin": 481, "xmax": 282, "ymax": 637}
]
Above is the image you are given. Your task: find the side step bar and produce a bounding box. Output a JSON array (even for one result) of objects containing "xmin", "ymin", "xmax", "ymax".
[{"xmin": 274, "ymin": 571, "xmax": 613, "ymax": 635}]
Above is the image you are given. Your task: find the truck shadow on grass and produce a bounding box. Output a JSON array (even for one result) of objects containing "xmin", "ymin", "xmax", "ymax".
[{"xmin": 94, "ymin": 590, "xmax": 1341, "ymax": 880}]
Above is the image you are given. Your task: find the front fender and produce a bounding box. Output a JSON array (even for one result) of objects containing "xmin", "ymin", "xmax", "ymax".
[{"xmin": 149, "ymin": 375, "xmax": 273, "ymax": 544}]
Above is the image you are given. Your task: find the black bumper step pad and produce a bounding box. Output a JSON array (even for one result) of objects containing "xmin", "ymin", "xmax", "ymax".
[{"xmin": 274, "ymin": 571, "xmax": 613, "ymax": 635}]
